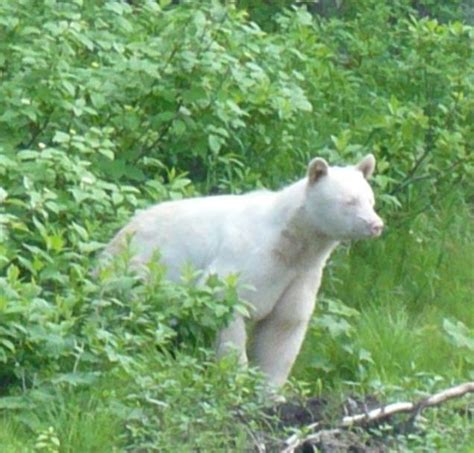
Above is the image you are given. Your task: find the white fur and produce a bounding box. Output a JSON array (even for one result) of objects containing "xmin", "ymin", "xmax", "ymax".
[{"xmin": 103, "ymin": 155, "xmax": 383, "ymax": 387}]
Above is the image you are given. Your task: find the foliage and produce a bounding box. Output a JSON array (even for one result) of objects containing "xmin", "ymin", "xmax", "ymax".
[
  {"xmin": 121, "ymin": 352, "xmax": 269, "ymax": 450},
  {"xmin": 239, "ymin": 0, "xmax": 470, "ymax": 25},
  {"xmin": 0, "ymin": 252, "xmax": 245, "ymax": 390},
  {"xmin": 0, "ymin": 0, "xmax": 472, "ymax": 450}
]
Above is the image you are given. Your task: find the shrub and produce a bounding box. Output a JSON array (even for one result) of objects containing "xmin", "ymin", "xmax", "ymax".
[{"xmin": 0, "ymin": 0, "xmax": 472, "ymax": 449}]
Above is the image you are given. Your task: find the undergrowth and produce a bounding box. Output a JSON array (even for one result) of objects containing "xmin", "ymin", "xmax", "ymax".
[{"xmin": 0, "ymin": 0, "xmax": 472, "ymax": 451}]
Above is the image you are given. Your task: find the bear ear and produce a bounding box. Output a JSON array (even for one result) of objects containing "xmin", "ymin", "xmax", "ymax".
[
  {"xmin": 307, "ymin": 157, "xmax": 329, "ymax": 185},
  {"xmin": 356, "ymin": 154, "xmax": 376, "ymax": 180}
]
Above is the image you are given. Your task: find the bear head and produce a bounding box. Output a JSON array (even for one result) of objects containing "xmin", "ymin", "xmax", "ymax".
[{"xmin": 305, "ymin": 154, "xmax": 384, "ymax": 240}]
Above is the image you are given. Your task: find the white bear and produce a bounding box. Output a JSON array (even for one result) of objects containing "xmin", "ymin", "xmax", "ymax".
[{"xmin": 102, "ymin": 155, "xmax": 383, "ymax": 387}]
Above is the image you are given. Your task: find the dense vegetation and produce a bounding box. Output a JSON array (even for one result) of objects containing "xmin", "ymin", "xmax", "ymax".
[{"xmin": 0, "ymin": 0, "xmax": 472, "ymax": 450}]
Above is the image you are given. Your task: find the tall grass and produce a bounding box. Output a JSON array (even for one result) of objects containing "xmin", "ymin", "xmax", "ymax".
[
  {"xmin": 297, "ymin": 195, "xmax": 474, "ymax": 391},
  {"xmin": 0, "ymin": 386, "xmax": 124, "ymax": 452}
]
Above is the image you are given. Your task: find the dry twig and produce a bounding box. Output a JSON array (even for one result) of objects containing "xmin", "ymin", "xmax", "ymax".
[{"xmin": 281, "ymin": 381, "xmax": 474, "ymax": 453}]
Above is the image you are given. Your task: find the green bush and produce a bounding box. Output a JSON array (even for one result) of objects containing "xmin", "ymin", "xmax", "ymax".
[{"xmin": 0, "ymin": 0, "xmax": 472, "ymax": 450}]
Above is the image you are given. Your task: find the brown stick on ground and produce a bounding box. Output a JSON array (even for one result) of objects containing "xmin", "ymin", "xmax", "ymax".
[
  {"xmin": 342, "ymin": 381, "xmax": 474, "ymax": 426},
  {"xmin": 281, "ymin": 381, "xmax": 474, "ymax": 453}
]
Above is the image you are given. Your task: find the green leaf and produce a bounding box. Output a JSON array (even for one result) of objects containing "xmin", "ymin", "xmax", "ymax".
[
  {"xmin": 208, "ymin": 134, "xmax": 222, "ymax": 154},
  {"xmin": 99, "ymin": 148, "xmax": 115, "ymax": 160},
  {"xmin": 53, "ymin": 131, "xmax": 71, "ymax": 144},
  {"xmin": 443, "ymin": 318, "xmax": 474, "ymax": 351},
  {"xmin": 0, "ymin": 397, "xmax": 33, "ymax": 410}
]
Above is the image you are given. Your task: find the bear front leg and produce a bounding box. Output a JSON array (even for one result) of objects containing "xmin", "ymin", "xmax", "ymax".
[
  {"xmin": 252, "ymin": 273, "xmax": 320, "ymax": 388},
  {"xmin": 216, "ymin": 315, "xmax": 248, "ymax": 365}
]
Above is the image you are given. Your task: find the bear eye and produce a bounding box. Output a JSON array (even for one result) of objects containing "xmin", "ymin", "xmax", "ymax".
[{"xmin": 345, "ymin": 197, "xmax": 358, "ymax": 206}]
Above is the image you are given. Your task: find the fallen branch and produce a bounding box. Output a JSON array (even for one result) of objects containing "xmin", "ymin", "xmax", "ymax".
[
  {"xmin": 281, "ymin": 381, "xmax": 474, "ymax": 452},
  {"xmin": 281, "ymin": 422, "xmax": 321, "ymax": 453},
  {"xmin": 342, "ymin": 381, "xmax": 474, "ymax": 426},
  {"xmin": 282, "ymin": 426, "xmax": 342, "ymax": 453}
]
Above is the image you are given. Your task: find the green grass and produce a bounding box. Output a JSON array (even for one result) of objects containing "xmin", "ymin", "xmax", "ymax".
[
  {"xmin": 1, "ymin": 200, "xmax": 472, "ymax": 451},
  {"xmin": 0, "ymin": 353, "xmax": 268, "ymax": 452},
  {"xmin": 0, "ymin": 418, "xmax": 33, "ymax": 453},
  {"xmin": 0, "ymin": 386, "xmax": 124, "ymax": 453},
  {"xmin": 297, "ymin": 196, "xmax": 473, "ymax": 387}
]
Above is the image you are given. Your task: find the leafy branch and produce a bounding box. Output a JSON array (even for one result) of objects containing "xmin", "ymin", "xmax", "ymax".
[{"xmin": 390, "ymin": 157, "xmax": 467, "ymax": 196}]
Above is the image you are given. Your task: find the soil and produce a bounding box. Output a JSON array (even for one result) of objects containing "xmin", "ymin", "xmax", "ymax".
[{"xmin": 263, "ymin": 395, "xmax": 393, "ymax": 452}]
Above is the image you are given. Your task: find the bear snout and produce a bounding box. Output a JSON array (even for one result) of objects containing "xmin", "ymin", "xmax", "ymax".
[{"xmin": 369, "ymin": 218, "xmax": 384, "ymax": 237}]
